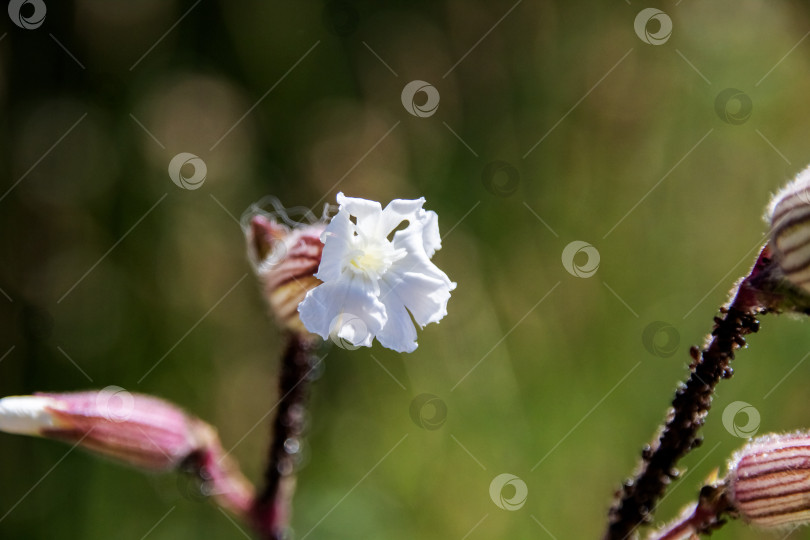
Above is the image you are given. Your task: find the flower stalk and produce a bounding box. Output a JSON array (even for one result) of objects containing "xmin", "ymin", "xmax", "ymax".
[
  {"xmin": 603, "ymin": 247, "xmax": 771, "ymax": 540},
  {"xmin": 606, "ymin": 165, "xmax": 810, "ymax": 538},
  {"xmin": 243, "ymin": 200, "xmax": 328, "ymax": 539},
  {"xmin": 250, "ymin": 332, "xmax": 318, "ymax": 540},
  {"xmin": 645, "ymin": 483, "xmax": 735, "ymax": 540}
]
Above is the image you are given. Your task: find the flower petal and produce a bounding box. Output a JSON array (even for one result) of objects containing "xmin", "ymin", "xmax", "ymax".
[
  {"xmin": 381, "ymin": 270, "xmax": 453, "ymax": 327},
  {"xmin": 315, "ymin": 208, "xmax": 354, "ymax": 282},
  {"xmin": 378, "ymin": 197, "xmax": 426, "ymax": 238},
  {"xmin": 337, "ymin": 192, "xmax": 383, "ymax": 234},
  {"xmin": 375, "ymin": 300, "xmax": 419, "ymax": 353},
  {"xmin": 420, "ymin": 210, "xmax": 442, "ymax": 258},
  {"xmin": 392, "ymin": 223, "xmax": 456, "ymax": 290},
  {"xmin": 298, "ymin": 275, "xmax": 387, "ymax": 348}
]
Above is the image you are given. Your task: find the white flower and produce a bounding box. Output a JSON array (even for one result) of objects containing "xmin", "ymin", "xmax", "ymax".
[{"xmin": 298, "ymin": 192, "xmax": 456, "ymax": 353}]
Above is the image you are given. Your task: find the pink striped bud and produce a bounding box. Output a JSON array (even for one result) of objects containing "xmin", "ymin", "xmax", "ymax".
[
  {"xmin": 243, "ymin": 198, "xmax": 329, "ymax": 334},
  {"xmin": 768, "ymin": 166, "xmax": 810, "ymax": 293},
  {"xmin": 0, "ymin": 389, "xmax": 207, "ymax": 470},
  {"xmin": 0, "ymin": 389, "xmax": 254, "ymax": 515},
  {"xmin": 727, "ymin": 431, "xmax": 810, "ymax": 528}
]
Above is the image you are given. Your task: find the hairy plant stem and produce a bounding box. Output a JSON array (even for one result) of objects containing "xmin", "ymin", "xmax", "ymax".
[
  {"xmin": 644, "ymin": 484, "xmax": 735, "ymax": 540},
  {"xmin": 251, "ymin": 332, "xmax": 317, "ymax": 540},
  {"xmin": 603, "ymin": 247, "xmax": 775, "ymax": 540}
]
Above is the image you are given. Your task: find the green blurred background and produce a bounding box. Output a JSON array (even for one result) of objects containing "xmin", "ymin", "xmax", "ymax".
[{"xmin": 2, "ymin": 1, "xmax": 810, "ymax": 538}]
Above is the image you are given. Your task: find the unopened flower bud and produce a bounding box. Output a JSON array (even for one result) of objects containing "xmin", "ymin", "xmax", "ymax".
[
  {"xmin": 243, "ymin": 198, "xmax": 328, "ymax": 334},
  {"xmin": 0, "ymin": 389, "xmax": 254, "ymax": 516},
  {"xmin": 0, "ymin": 390, "xmax": 207, "ymax": 470},
  {"xmin": 727, "ymin": 431, "xmax": 810, "ymax": 528},
  {"xmin": 768, "ymin": 165, "xmax": 810, "ymax": 293}
]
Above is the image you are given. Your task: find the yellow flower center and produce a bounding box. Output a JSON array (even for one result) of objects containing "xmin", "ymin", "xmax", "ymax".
[{"xmin": 347, "ymin": 235, "xmax": 405, "ymax": 279}]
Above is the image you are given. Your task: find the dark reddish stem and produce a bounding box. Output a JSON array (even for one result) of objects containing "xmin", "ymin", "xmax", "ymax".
[
  {"xmin": 645, "ymin": 484, "xmax": 735, "ymax": 540},
  {"xmin": 251, "ymin": 332, "xmax": 317, "ymax": 540},
  {"xmin": 603, "ymin": 247, "xmax": 775, "ymax": 540}
]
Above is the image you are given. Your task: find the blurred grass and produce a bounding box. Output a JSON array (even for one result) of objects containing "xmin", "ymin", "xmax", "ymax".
[{"xmin": 3, "ymin": 1, "xmax": 810, "ymax": 539}]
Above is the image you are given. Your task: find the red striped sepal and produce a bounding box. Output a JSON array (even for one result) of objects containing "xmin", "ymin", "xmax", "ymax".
[
  {"xmin": 769, "ymin": 168, "xmax": 810, "ymax": 291},
  {"xmin": 728, "ymin": 432, "xmax": 810, "ymax": 528},
  {"xmin": 245, "ymin": 212, "xmax": 325, "ymax": 334}
]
